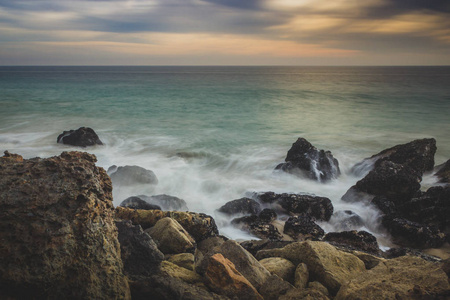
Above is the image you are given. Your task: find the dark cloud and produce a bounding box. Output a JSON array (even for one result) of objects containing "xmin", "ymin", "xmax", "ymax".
[{"xmin": 361, "ymin": 0, "xmax": 450, "ymax": 18}]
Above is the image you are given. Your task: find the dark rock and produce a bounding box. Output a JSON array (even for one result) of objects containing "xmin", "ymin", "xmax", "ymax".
[
  {"xmin": 283, "ymin": 216, "xmax": 325, "ymax": 240},
  {"xmin": 0, "ymin": 151, "xmax": 130, "ymax": 299},
  {"xmin": 275, "ymin": 137, "xmax": 340, "ymax": 182},
  {"xmin": 116, "ymin": 220, "xmax": 164, "ymax": 277},
  {"xmin": 240, "ymin": 240, "xmax": 294, "ymax": 257},
  {"xmin": 259, "ymin": 208, "xmax": 277, "ymax": 223},
  {"xmin": 57, "ymin": 127, "xmax": 103, "ymax": 147},
  {"xmin": 232, "ymin": 215, "xmax": 283, "ymax": 240},
  {"xmin": 371, "ymin": 196, "xmax": 398, "ymax": 215},
  {"xmin": 383, "ymin": 247, "xmax": 442, "ymax": 262},
  {"xmin": 351, "ymin": 138, "xmax": 436, "ymax": 176},
  {"xmin": 254, "ymin": 192, "xmax": 333, "ymax": 221},
  {"xmin": 329, "ymin": 210, "xmax": 364, "ymax": 231},
  {"xmin": 139, "ymin": 194, "xmax": 188, "ymax": 211},
  {"xmin": 218, "ymin": 197, "xmax": 261, "ymax": 215},
  {"xmin": 435, "ymin": 159, "xmax": 450, "ymax": 183},
  {"xmin": 323, "ymin": 230, "xmax": 381, "ymax": 255},
  {"xmin": 109, "ymin": 165, "xmax": 158, "ymax": 186},
  {"xmin": 381, "ymin": 216, "xmax": 445, "ymax": 249},
  {"xmin": 120, "ymin": 196, "xmax": 162, "ymax": 210}
]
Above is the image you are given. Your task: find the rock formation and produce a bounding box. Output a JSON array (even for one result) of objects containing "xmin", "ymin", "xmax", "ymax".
[{"xmin": 57, "ymin": 127, "xmax": 104, "ymax": 147}]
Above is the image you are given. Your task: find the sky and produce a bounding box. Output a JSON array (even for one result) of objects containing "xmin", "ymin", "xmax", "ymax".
[{"xmin": 0, "ymin": 0, "xmax": 449, "ymax": 65}]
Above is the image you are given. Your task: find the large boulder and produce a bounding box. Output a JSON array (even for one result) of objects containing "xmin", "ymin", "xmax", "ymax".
[
  {"xmin": 109, "ymin": 165, "xmax": 158, "ymax": 186},
  {"xmin": 323, "ymin": 230, "xmax": 381, "ymax": 255},
  {"xmin": 115, "ymin": 207, "xmax": 218, "ymax": 242},
  {"xmin": 283, "ymin": 216, "xmax": 325, "ymax": 240},
  {"xmin": 218, "ymin": 197, "xmax": 261, "ymax": 216},
  {"xmin": 0, "ymin": 151, "xmax": 130, "ymax": 299},
  {"xmin": 116, "ymin": 220, "xmax": 164, "ymax": 278},
  {"xmin": 259, "ymin": 257, "xmax": 296, "ymax": 284},
  {"xmin": 57, "ymin": 127, "xmax": 104, "ymax": 147},
  {"xmin": 254, "ymin": 192, "xmax": 333, "ymax": 221},
  {"xmin": 336, "ymin": 256, "xmax": 450, "ymax": 300},
  {"xmin": 119, "ymin": 196, "xmax": 161, "ymax": 210},
  {"xmin": 276, "ymin": 138, "xmax": 340, "ymax": 182}
]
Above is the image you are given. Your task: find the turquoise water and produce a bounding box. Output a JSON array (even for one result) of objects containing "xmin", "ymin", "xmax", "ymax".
[{"xmin": 1, "ymin": 66, "xmax": 449, "ymax": 244}]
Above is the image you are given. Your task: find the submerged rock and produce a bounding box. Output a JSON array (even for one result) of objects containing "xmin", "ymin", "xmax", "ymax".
[
  {"xmin": 138, "ymin": 194, "xmax": 188, "ymax": 211},
  {"xmin": 276, "ymin": 137, "xmax": 341, "ymax": 182},
  {"xmin": 218, "ymin": 197, "xmax": 261, "ymax": 216},
  {"xmin": 120, "ymin": 196, "xmax": 162, "ymax": 210},
  {"xmin": 283, "ymin": 216, "xmax": 325, "ymax": 240},
  {"xmin": 328, "ymin": 210, "xmax": 364, "ymax": 231},
  {"xmin": 109, "ymin": 165, "xmax": 158, "ymax": 186},
  {"xmin": 231, "ymin": 210, "xmax": 283, "ymax": 241},
  {"xmin": 57, "ymin": 127, "xmax": 103, "ymax": 147},
  {"xmin": 0, "ymin": 151, "xmax": 130, "ymax": 299}
]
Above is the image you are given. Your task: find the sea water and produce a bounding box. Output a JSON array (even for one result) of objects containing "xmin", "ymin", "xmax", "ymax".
[{"xmin": 1, "ymin": 66, "xmax": 449, "ymax": 246}]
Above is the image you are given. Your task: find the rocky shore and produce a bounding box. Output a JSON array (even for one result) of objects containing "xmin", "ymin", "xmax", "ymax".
[{"xmin": 1, "ymin": 134, "xmax": 449, "ymax": 299}]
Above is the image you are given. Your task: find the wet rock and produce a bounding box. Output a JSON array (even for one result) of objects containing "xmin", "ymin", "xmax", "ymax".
[
  {"xmin": 139, "ymin": 194, "xmax": 188, "ymax": 211},
  {"xmin": 371, "ymin": 195, "xmax": 397, "ymax": 215},
  {"xmin": 0, "ymin": 151, "xmax": 130, "ymax": 299},
  {"xmin": 254, "ymin": 192, "xmax": 333, "ymax": 221},
  {"xmin": 167, "ymin": 253, "xmax": 195, "ymax": 271},
  {"xmin": 381, "ymin": 216, "xmax": 445, "ymax": 249},
  {"xmin": 260, "ymin": 257, "xmax": 296, "ymax": 284},
  {"xmin": 115, "ymin": 207, "xmax": 218, "ymax": 242},
  {"xmin": 351, "ymin": 138, "xmax": 436, "ymax": 176},
  {"xmin": 323, "ymin": 230, "xmax": 380, "ymax": 255},
  {"xmin": 116, "ymin": 220, "xmax": 164, "ymax": 278},
  {"xmin": 232, "ymin": 215, "xmax": 283, "ymax": 241},
  {"xmin": 109, "ymin": 165, "xmax": 158, "ymax": 186},
  {"xmin": 205, "ymin": 253, "xmax": 263, "ymax": 300},
  {"xmin": 120, "ymin": 196, "xmax": 162, "ymax": 210},
  {"xmin": 259, "ymin": 208, "xmax": 277, "ymax": 223},
  {"xmin": 294, "ymin": 263, "xmax": 309, "ymax": 289},
  {"xmin": 336, "ymin": 256, "xmax": 450, "ymax": 300},
  {"xmin": 57, "ymin": 127, "xmax": 104, "ymax": 147},
  {"xmin": 435, "ymin": 159, "xmax": 450, "ymax": 183},
  {"xmin": 283, "ymin": 216, "xmax": 325, "ymax": 240},
  {"xmin": 240, "ymin": 240, "xmax": 294, "ymax": 257},
  {"xmin": 218, "ymin": 197, "xmax": 261, "ymax": 215},
  {"xmin": 275, "ymin": 137, "xmax": 341, "ymax": 182},
  {"xmin": 328, "ymin": 210, "xmax": 364, "ymax": 231}
]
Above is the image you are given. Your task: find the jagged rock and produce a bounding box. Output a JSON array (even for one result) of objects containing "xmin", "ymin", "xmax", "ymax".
[
  {"xmin": 323, "ymin": 230, "xmax": 381, "ymax": 255},
  {"xmin": 260, "ymin": 257, "xmax": 296, "ymax": 284},
  {"xmin": 275, "ymin": 137, "xmax": 340, "ymax": 182},
  {"xmin": 256, "ymin": 241, "xmax": 365, "ymax": 295},
  {"xmin": 254, "ymin": 192, "xmax": 333, "ymax": 221},
  {"xmin": 283, "ymin": 216, "xmax": 325, "ymax": 240},
  {"xmin": 1, "ymin": 150, "xmax": 23, "ymax": 162},
  {"xmin": 115, "ymin": 207, "xmax": 218, "ymax": 242},
  {"xmin": 435, "ymin": 159, "xmax": 450, "ymax": 183},
  {"xmin": 57, "ymin": 127, "xmax": 104, "ymax": 147},
  {"xmin": 278, "ymin": 287, "xmax": 330, "ymax": 300},
  {"xmin": 259, "ymin": 208, "xmax": 277, "ymax": 222},
  {"xmin": 232, "ymin": 215, "xmax": 283, "ymax": 240},
  {"xmin": 371, "ymin": 195, "xmax": 397, "ymax": 215},
  {"xmin": 294, "ymin": 263, "xmax": 309, "ymax": 289},
  {"xmin": 167, "ymin": 253, "xmax": 195, "ymax": 271},
  {"xmin": 218, "ymin": 197, "xmax": 261, "ymax": 215},
  {"xmin": 145, "ymin": 217, "xmax": 196, "ymax": 254},
  {"xmin": 109, "ymin": 165, "xmax": 158, "ymax": 186},
  {"xmin": 381, "ymin": 216, "xmax": 445, "ymax": 249},
  {"xmin": 160, "ymin": 261, "xmax": 204, "ymax": 285},
  {"xmin": 205, "ymin": 253, "xmax": 263, "ymax": 300},
  {"xmin": 116, "ymin": 220, "xmax": 164, "ymax": 277},
  {"xmin": 0, "ymin": 151, "xmax": 130, "ymax": 299},
  {"xmin": 328, "ymin": 210, "xmax": 364, "ymax": 231},
  {"xmin": 240, "ymin": 240, "xmax": 293, "ymax": 257},
  {"xmin": 194, "ymin": 236, "xmax": 228, "ymax": 276},
  {"xmin": 351, "ymin": 138, "xmax": 436, "ymax": 176},
  {"xmin": 336, "ymin": 256, "xmax": 450, "ymax": 300},
  {"xmin": 139, "ymin": 194, "xmax": 189, "ymax": 211},
  {"xmin": 120, "ymin": 196, "xmax": 161, "ymax": 210}
]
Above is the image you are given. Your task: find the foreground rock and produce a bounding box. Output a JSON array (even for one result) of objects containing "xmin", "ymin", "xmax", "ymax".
[
  {"xmin": 0, "ymin": 151, "xmax": 130, "ymax": 299},
  {"xmin": 57, "ymin": 127, "xmax": 104, "ymax": 147},
  {"xmin": 275, "ymin": 137, "xmax": 340, "ymax": 181},
  {"xmin": 109, "ymin": 165, "xmax": 158, "ymax": 186},
  {"xmin": 115, "ymin": 207, "xmax": 218, "ymax": 242}
]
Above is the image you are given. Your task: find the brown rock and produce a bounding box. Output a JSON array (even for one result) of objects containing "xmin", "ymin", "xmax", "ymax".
[
  {"xmin": 260, "ymin": 257, "xmax": 296, "ymax": 284},
  {"xmin": 167, "ymin": 253, "xmax": 195, "ymax": 271},
  {"xmin": 258, "ymin": 274, "xmax": 294, "ymax": 300},
  {"xmin": 294, "ymin": 263, "xmax": 309, "ymax": 289},
  {"xmin": 308, "ymin": 281, "xmax": 329, "ymax": 296},
  {"xmin": 205, "ymin": 253, "xmax": 263, "ymax": 300},
  {"xmin": 278, "ymin": 287, "xmax": 330, "ymax": 300},
  {"xmin": 160, "ymin": 261, "xmax": 204, "ymax": 285},
  {"xmin": 0, "ymin": 151, "xmax": 130, "ymax": 299}
]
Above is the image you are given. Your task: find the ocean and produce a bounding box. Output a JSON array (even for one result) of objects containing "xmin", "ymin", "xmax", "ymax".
[{"xmin": 1, "ymin": 66, "xmax": 449, "ymax": 247}]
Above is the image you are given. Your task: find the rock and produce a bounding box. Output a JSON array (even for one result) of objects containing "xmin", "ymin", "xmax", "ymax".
[
  {"xmin": 145, "ymin": 217, "xmax": 196, "ymax": 254},
  {"xmin": 371, "ymin": 195, "xmax": 397, "ymax": 215},
  {"xmin": 257, "ymin": 274, "xmax": 294, "ymax": 300},
  {"xmin": 120, "ymin": 196, "xmax": 161, "ymax": 210},
  {"xmin": 160, "ymin": 261, "xmax": 204, "ymax": 285},
  {"xmin": 294, "ymin": 263, "xmax": 309, "ymax": 289},
  {"xmin": 336, "ymin": 256, "xmax": 450, "ymax": 300},
  {"xmin": 275, "ymin": 137, "xmax": 340, "ymax": 182},
  {"xmin": 0, "ymin": 151, "xmax": 130, "ymax": 299},
  {"xmin": 435, "ymin": 159, "xmax": 450, "ymax": 183},
  {"xmin": 240, "ymin": 239, "xmax": 294, "ymax": 257},
  {"xmin": 57, "ymin": 127, "xmax": 104, "ymax": 147},
  {"xmin": 323, "ymin": 230, "xmax": 381, "ymax": 255},
  {"xmin": 218, "ymin": 197, "xmax": 261, "ymax": 215},
  {"xmin": 351, "ymin": 138, "xmax": 436, "ymax": 176},
  {"xmin": 278, "ymin": 287, "xmax": 330, "ymax": 300},
  {"xmin": 109, "ymin": 165, "xmax": 158, "ymax": 186},
  {"xmin": 256, "ymin": 241, "xmax": 365, "ymax": 295},
  {"xmin": 115, "ymin": 207, "xmax": 218, "ymax": 242},
  {"xmin": 232, "ymin": 215, "xmax": 283, "ymax": 240},
  {"xmin": 283, "ymin": 216, "xmax": 325, "ymax": 240},
  {"xmin": 1, "ymin": 150, "xmax": 23, "ymax": 162},
  {"xmin": 260, "ymin": 257, "xmax": 296, "ymax": 284},
  {"xmin": 205, "ymin": 253, "xmax": 263, "ymax": 300},
  {"xmin": 308, "ymin": 281, "xmax": 329, "ymax": 296},
  {"xmin": 383, "ymin": 247, "xmax": 443, "ymax": 262},
  {"xmin": 254, "ymin": 192, "xmax": 333, "ymax": 221},
  {"xmin": 116, "ymin": 220, "xmax": 164, "ymax": 277},
  {"xmin": 194, "ymin": 236, "xmax": 228, "ymax": 276},
  {"xmin": 349, "ymin": 250, "xmax": 385, "ymax": 270},
  {"xmin": 141, "ymin": 194, "xmax": 189, "ymax": 211},
  {"xmin": 259, "ymin": 208, "xmax": 277, "ymax": 223},
  {"xmin": 167, "ymin": 253, "xmax": 195, "ymax": 271},
  {"xmin": 381, "ymin": 216, "xmax": 445, "ymax": 249},
  {"xmin": 328, "ymin": 210, "xmax": 364, "ymax": 231}
]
